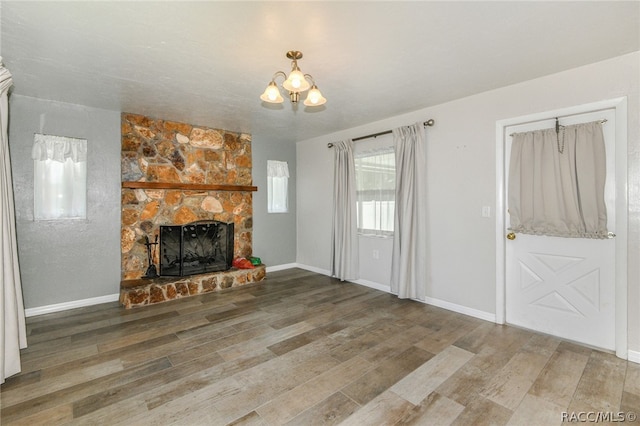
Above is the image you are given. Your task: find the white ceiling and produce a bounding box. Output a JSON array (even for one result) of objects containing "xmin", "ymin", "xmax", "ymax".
[{"xmin": 2, "ymin": 1, "xmax": 638, "ymax": 145}]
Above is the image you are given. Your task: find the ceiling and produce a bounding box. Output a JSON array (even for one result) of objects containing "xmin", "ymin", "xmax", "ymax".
[{"xmin": 1, "ymin": 1, "xmax": 638, "ymax": 145}]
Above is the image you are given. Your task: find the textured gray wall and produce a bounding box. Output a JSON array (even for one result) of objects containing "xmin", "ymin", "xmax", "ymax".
[
  {"xmin": 8, "ymin": 95, "xmax": 121, "ymax": 309},
  {"xmin": 251, "ymin": 136, "xmax": 296, "ymax": 267}
]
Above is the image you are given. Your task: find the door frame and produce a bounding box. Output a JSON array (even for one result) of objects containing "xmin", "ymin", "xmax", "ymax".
[{"xmin": 495, "ymin": 97, "xmax": 628, "ymax": 359}]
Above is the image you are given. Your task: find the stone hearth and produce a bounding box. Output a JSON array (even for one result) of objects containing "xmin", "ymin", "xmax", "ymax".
[{"xmin": 120, "ymin": 265, "xmax": 266, "ymax": 308}]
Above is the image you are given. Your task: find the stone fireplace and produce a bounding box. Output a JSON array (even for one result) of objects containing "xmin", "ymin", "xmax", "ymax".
[{"xmin": 119, "ymin": 113, "xmax": 265, "ymax": 308}]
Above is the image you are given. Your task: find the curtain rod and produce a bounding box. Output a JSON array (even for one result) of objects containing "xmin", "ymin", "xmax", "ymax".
[
  {"xmin": 508, "ymin": 118, "xmax": 608, "ymax": 137},
  {"xmin": 327, "ymin": 119, "xmax": 434, "ymax": 148}
]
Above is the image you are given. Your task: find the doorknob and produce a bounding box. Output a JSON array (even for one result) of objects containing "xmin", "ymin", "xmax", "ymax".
[{"xmin": 506, "ymin": 232, "xmax": 516, "ymax": 240}]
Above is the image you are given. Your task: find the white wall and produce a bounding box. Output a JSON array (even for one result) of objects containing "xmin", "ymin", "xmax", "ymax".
[
  {"xmin": 296, "ymin": 52, "xmax": 639, "ymax": 352},
  {"xmin": 252, "ymin": 136, "xmax": 297, "ymax": 267},
  {"xmin": 9, "ymin": 95, "xmax": 122, "ymax": 309},
  {"xmin": 357, "ymin": 236, "xmax": 392, "ymax": 288}
]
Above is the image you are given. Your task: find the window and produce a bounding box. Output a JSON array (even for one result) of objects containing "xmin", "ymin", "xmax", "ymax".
[
  {"xmin": 355, "ymin": 146, "xmax": 395, "ymax": 236},
  {"xmin": 32, "ymin": 134, "xmax": 87, "ymax": 220},
  {"xmin": 267, "ymin": 160, "xmax": 289, "ymax": 213}
]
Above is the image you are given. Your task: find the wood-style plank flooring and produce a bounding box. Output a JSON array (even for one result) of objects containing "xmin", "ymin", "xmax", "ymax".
[{"xmin": 2, "ymin": 268, "xmax": 639, "ymax": 425}]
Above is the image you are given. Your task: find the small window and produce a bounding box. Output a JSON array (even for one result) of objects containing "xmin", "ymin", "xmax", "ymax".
[
  {"xmin": 355, "ymin": 147, "xmax": 395, "ymax": 236},
  {"xmin": 267, "ymin": 160, "xmax": 289, "ymax": 213},
  {"xmin": 32, "ymin": 134, "xmax": 87, "ymax": 220}
]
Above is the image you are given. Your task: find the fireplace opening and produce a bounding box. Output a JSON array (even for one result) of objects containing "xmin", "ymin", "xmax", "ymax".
[{"xmin": 159, "ymin": 220, "xmax": 234, "ymax": 276}]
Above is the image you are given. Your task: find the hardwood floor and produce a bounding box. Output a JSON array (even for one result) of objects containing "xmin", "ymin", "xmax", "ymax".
[{"xmin": 2, "ymin": 268, "xmax": 638, "ymax": 425}]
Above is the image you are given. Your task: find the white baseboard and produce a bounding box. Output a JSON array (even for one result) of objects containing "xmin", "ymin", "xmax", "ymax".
[
  {"xmin": 351, "ymin": 278, "xmax": 391, "ymax": 293},
  {"xmin": 424, "ymin": 296, "xmax": 497, "ymax": 323},
  {"xmin": 266, "ymin": 263, "xmax": 300, "ymax": 273},
  {"xmin": 25, "ymin": 293, "xmax": 120, "ymax": 317},
  {"xmin": 294, "ymin": 263, "xmax": 332, "ymax": 276},
  {"xmin": 290, "ymin": 264, "xmax": 391, "ymax": 292},
  {"xmin": 628, "ymin": 349, "xmax": 640, "ymax": 364}
]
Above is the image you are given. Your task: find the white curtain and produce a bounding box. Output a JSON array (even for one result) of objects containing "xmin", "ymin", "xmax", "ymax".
[
  {"xmin": 331, "ymin": 140, "xmax": 359, "ymax": 281},
  {"xmin": 508, "ymin": 121, "xmax": 608, "ymax": 238},
  {"xmin": 32, "ymin": 134, "xmax": 87, "ymax": 220},
  {"xmin": 0, "ymin": 57, "xmax": 27, "ymax": 384},
  {"xmin": 391, "ymin": 123, "xmax": 427, "ymax": 300}
]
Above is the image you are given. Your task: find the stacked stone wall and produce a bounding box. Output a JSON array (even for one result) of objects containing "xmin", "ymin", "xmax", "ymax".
[{"xmin": 120, "ymin": 113, "xmax": 253, "ymax": 280}]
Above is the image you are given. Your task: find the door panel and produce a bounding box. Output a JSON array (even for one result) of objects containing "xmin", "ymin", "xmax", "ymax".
[{"xmin": 505, "ymin": 109, "xmax": 616, "ymax": 350}]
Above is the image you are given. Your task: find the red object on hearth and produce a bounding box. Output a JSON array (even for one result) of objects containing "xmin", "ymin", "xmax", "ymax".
[{"xmin": 232, "ymin": 257, "xmax": 255, "ymax": 269}]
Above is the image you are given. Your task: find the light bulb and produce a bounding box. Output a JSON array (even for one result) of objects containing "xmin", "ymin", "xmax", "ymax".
[
  {"xmin": 308, "ymin": 90, "xmax": 320, "ymax": 104},
  {"xmin": 260, "ymin": 81, "xmax": 284, "ymax": 103},
  {"xmin": 303, "ymin": 85, "xmax": 326, "ymax": 106},
  {"xmin": 267, "ymin": 86, "xmax": 279, "ymax": 101},
  {"xmin": 283, "ymin": 69, "xmax": 310, "ymax": 92},
  {"xmin": 291, "ymin": 71, "xmax": 303, "ymax": 89}
]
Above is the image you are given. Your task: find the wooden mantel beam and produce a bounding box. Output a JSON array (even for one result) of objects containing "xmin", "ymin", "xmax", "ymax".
[{"xmin": 122, "ymin": 181, "xmax": 258, "ymax": 192}]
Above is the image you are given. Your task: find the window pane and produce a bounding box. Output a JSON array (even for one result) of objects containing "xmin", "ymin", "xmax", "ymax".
[
  {"xmin": 355, "ymin": 149, "xmax": 395, "ymax": 235},
  {"xmin": 267, "ymin": 160, "xmax": 289, "ymax": 213},
  {"xmin": 34, "ymin": 158, "xmax": 87, "ymax": 220},
  {"xmin": 33, "ymin": 135, "xmax": 87, "ymax": 220},
  {"xmin": 268, "ymin": 176, "xmax": 288, "ymax": 213}
]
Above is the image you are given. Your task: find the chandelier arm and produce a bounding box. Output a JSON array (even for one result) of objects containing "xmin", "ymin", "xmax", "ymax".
[
  {"xmin": 271, "ymin": 71, "xmax": 288, "ymax": 83},
  {"xmin": 303, "ymin": 73, "xmax": 315, "ymax": 86}
]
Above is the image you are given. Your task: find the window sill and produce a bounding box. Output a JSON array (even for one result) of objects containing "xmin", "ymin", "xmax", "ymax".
[{"xmin": 357, "ymin": 233, "xmax": 393, "ymax": 239}]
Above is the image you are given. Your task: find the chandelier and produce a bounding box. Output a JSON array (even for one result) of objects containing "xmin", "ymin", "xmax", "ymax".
[{"xmin": 260, "ymin": 50, "xmax": 327, "ymax": 107}]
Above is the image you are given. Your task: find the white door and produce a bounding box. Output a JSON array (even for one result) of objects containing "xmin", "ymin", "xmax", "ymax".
[{"xmin": 505, "ymin": 109, "xmax": 616, "ymax": 351}]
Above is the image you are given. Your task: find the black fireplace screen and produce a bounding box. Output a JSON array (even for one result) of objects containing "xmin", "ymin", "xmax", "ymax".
[{"xmin": 160, "ymin": 221, "xmax": 234, "ymax": 276}]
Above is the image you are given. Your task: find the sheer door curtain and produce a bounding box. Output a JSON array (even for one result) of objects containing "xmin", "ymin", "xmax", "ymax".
[{"xmin": 508, "ymin": 121, "xmax": 608, "ymax": 239}]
